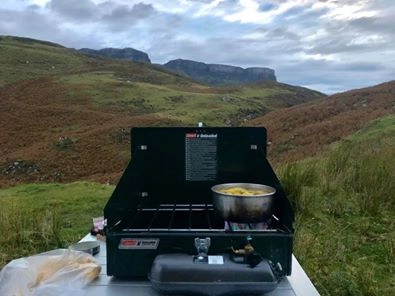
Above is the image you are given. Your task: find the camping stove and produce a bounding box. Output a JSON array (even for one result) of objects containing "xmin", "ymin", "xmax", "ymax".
[{"xmin": 104, "ymin": 127, "xmax": 294, "ymax": 295}]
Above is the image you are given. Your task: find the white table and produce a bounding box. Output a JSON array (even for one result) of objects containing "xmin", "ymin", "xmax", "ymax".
[{"xmin": 81, "ymin": 234, "xmax": 320, "ymax": 296}]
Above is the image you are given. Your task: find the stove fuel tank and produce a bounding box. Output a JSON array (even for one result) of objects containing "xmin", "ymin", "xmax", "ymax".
[{"xmin": 149, "ymin": 253, "xmax": 283, "ymax": 295}]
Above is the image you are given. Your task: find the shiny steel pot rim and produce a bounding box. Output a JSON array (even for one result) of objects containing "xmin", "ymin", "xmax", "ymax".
[{"xmin": 211, "ymin": 183, "xmax": 276, "ymax": 197}]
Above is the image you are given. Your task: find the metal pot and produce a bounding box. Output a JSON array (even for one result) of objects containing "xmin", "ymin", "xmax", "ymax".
[{"xmin": 211, "ymin": 183, "xmax": 276, "ymax": 223}]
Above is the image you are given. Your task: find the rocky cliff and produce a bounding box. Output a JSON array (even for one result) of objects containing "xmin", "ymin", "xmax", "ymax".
[
  {"xmin": 78, "ymin": 47, "xmax": 151, "ymax": 63},
  {"xmin": 78, "ymin": 47, "xmax": 277, "ymax": 85},
  {"xmin": 163, "ymin": 59, "xmax": 276, "ymax": 85}
]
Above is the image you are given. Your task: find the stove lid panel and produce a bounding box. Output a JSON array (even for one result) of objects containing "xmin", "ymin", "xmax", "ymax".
[{"xmin": 129, "ymin": 127, "xmax": 270, "ymax": 204}]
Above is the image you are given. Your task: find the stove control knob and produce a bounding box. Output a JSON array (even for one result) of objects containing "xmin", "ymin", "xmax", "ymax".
[{"xmin": 246, "ymin": 251, "xmax": 263, "ymax": 268}]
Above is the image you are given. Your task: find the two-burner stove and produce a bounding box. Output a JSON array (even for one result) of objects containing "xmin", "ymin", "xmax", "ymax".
[{"xmin": 104, "ymin": 127, "xmax": 294, "ymax": 295}]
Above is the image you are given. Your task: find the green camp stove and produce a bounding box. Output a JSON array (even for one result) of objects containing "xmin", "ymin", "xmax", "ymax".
[{"xmin": 104, "ymin": 127, "xmax": 294, "ymax": 295}]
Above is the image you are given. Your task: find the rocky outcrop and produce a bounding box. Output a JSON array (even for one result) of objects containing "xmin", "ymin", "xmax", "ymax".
[
  {"xmin": 78, "ymin": 47, "xmax": 151, "ymax": 63},
  {"xmin": 163, "ymin": 59, "xmax": 276, "ymax": 85},
  {"xmin": 77, "ymin": 48, "xmax": 276, "ymax": 85}
]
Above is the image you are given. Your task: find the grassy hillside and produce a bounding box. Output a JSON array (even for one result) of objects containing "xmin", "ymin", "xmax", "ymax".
[
  {"xmin": 247, "ymin": 80, "xmax": 395, "ymax": 166},
  {"xmin": 0, "ymin": 35, "xmax": 325, "ymax": 187},
  {"xmin": 0, "ymin": 35, "xmax": 191, "ymax": 88},
  {"xmin": 278, "ymin": 115, "xmax": 395, "ymax": 295},
  {"xmin": 0, "ymin": 36, "xmax": 87, "ymax": 87}
]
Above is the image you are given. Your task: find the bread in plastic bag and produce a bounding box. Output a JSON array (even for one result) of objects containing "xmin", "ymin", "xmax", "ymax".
[{"xmin": 0, "ymin": 248, "xmax": 101, "ymax": 296}]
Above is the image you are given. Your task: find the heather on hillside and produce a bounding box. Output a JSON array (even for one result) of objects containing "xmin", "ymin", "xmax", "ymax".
[{"xmin": 249, "ymin": 81, "xmax": 395, "ymax": 166}]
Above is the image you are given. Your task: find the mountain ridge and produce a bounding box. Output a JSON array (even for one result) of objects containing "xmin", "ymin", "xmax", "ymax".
[
  {"xmin": 78, "ymin": 47, "xmax": 151, "ymax": 63},
  {"xmin": 162, "ymin": 58, "xmax": 276, "ymax": 85},
  {"xmin": 76, "ymin": 46, "xmax": 277, "ymax": 86}
]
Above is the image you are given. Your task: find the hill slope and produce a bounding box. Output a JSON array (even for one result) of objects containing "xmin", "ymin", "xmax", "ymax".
[
  {"xmin": 0, "ymin": 35, "xmax": 325, "ymax": 187},
  {"xmin": 247, "ymin": 80, "xmax": 395, "ymax": 165}
]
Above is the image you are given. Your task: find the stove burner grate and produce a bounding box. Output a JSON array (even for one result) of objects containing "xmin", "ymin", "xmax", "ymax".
[
  {"xmin": 122, "ymin": 204, "xmax": 274, "ymax": 232},
  {"xmin": 123, "ymin": 204, "xmax": 222, "ymax": 231}
]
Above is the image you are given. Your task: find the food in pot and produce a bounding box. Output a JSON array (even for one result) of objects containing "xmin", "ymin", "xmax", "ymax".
[
  {"xmin": 217, "ymin": 186, "xmax": 271, "ymax": 196},
  {"xmin": 212, "ymin": 183, "xmax": 276, "ymax": 222}
]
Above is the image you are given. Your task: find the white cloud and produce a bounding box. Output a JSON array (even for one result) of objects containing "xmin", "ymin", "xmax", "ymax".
[
  {"xmin": 321, "ymin": 1, "xmax": 378, "ymax": 21},
  {"xmin": 30, "ymin": 0, "xmax": 50, "ymax": 6}
]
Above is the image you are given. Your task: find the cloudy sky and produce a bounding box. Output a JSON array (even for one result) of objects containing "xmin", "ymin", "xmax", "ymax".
[{"xmin": 1, "ymin": 0, "xmax": 394, "ymax": 94}]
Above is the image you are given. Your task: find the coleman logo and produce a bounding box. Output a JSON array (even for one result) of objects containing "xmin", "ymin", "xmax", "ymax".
[
  {"xmin": 119, "ymin": 238, "xmax": 159, "ymax": 249},
  {"xmin": 185, "ymin": 133, "xmax": 197, "ymax": 139}
]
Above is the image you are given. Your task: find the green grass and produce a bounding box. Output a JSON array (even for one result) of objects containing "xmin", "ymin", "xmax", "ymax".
[
  {"xmin": 0, "ymin": 182, "xmax": 113, "ymax": 267},
  {"xmin": 58, "ymin": 72, "xmax": 281, "ymax": 125},
  {"xmin": 348, "ymin": 115, "xmax": 395, "ymax": 141},
  {"xmin": 278, "ymin": 116, "xmax": 395, "ymax": 295},
  {"xmin": 234, "ymin": 84, "xmax": 290, "ymax": 99}
]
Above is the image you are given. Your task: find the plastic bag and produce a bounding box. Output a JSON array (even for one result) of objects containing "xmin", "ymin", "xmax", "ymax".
[{"xmin": 0, "ymin": 248, "xmax": 101, "ymax": 296}]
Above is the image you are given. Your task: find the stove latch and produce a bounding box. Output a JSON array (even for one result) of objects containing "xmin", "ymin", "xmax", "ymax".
[{"xmin": 194, "ymin": 237, "xmax": 211, "ymax": 263}]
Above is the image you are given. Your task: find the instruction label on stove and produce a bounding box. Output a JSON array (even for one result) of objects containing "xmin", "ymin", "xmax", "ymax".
[
  {"xmin": 185, "ymin": 132, "xmax": 218, "ymax": 181},
  {"xmin": 208, "ymin": 256, "xmax": 224, "ymax": 264}
]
